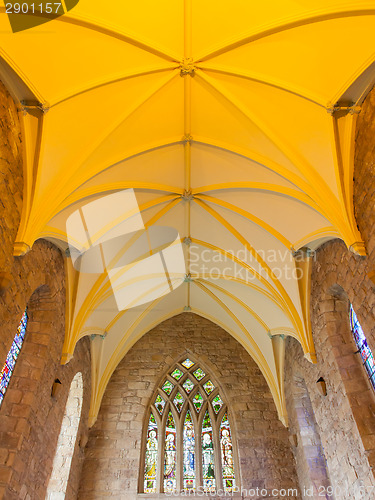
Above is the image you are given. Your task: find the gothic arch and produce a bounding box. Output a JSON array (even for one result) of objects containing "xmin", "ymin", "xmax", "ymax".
[
  {"xmin": 289, "ymin": 373, "xmax": 332, "ymax": 498},
  {"xmin": 139, "ymin": 352, "xmax": 240, "ymax": 494},
  {"xmin": 46, "ymin": 371, "xmax": 84, "ymax": 498}
]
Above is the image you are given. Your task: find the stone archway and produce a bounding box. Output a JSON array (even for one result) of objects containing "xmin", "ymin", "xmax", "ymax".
[{"xmin": 46, "ymin": 372, "xmax": 84, "ymax": 499}]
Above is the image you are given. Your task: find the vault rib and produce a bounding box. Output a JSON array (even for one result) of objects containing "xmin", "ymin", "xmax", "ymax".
[
  {"xmin": 194, "ymin": 194, "xmax": 292, "ymax": 249},
  {"xmin": 65, "ymin": 198, "xmax": 181, "ymax": 353},
  {"xmin": 0, "ymin": 6, "xmax": 182, "ymax": 63},
  {"xmin": 195, "ymin": 71, "xmax": 348, "ymax": 232},
  {"xmin": 50, "ymin": 65, "xmax": 179, "ymax": 108},
  {"xmin": 197, "ymin": 63, "xmax": 326, "ymax": 108},
  {"xmin": 193, "ymin": 200, "xmax": 304, "ymax": 341},
  {"xmin": 195, "ymin": 7, "xmax": 375, "ymax": 62},
  {"xmin": 28, "ymin": 71, "xmax": 180, "ymax": 241},
  {"xmin": 195, "ymin": 278, "xmax": 270, "ymax": 332}
]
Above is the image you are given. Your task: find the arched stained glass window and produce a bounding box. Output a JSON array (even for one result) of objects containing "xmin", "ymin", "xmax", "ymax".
[
  {"xmin": 144, "ymin": 413, "xmax": 158, "ymax": 493},
  {"xmin": 141, "ymin": 356, "xmax": 237, "ymax": 493},
  {"xmin": 202, "ymin": 410, "xmax": 215, "ymax": 492},
  {"xmin": 0, "ymin": 309, "xmax": 28, "ymax": 407},
  {"xmin": 350, "ymin": 304, "xmax": 375, "ymax": 390},
  {"xmin": 164, "ymin": 411, "xmax": 177, "ymax": 492},
  {"xmin": 183, "ymin": 410, "xmax": 195, "ymax": 489},
  {"xmin": 220, "ymin": 412, "xmax": 236, "ymax": 492}
]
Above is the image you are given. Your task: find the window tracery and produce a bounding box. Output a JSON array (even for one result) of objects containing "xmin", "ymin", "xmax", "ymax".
[
  {"xmin": 350, "ymin": 304, "xmax": 375, "ymax": 391},
  {"xmin": 142, "ymin": 357, "xmax": 237, "ymax": 494},
  {"xmin": 0, "ymin": 309, "xmax": 28, "ymax": 407}
]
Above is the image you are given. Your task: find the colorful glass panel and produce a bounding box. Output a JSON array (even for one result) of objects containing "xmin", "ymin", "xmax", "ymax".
[
  {"xmin": 0, "ymin": 310, "xmax": 28, "ymax": 407},
  {"xmin": 155, "ymin": 394, "xmax": 165, "ymax": 415},
  {"xmin": 182, "ymin": 358, "xmax": 195, "ymax": 369},
  {"xmin": 220, "ymin": 413, "xmax": 236, "ymax": 492},
  {"xmin": 144, "ymin": 413, "xmax": 158, "ymax": 493},
  {"xmin": 162, "ymin": 380, "xmax": 174, "ymax": 395},
  {"xmin": 173, "ymin": 392, "xmax": 185, "ymax": 412},
  {"xmin": 164, "ymin": 411, "xmax": 177, "ymax": 492},
  {"xmin": 202, "ymin": 411, "xmax": 215, "ymax": 492},
  {"xmin": 192, "ymin": 391, "xmax": 204, "ymax": 413},
  {"xmin": 212, "ymin": 394, "xmax": 224, "ymax": 414},
  {"xmin": 203, "ymin": 380, "xmax": 215, "ymax": 395},
  {"xmin": 193, "ymin": 368, "xmax": 205, "ymax": 380},
  {"xmin": 350, "ymin": 304, "xmax": 375, "ymax": 390},
  {"xmin": 171, "ymin": 368, "xmax": 183, "ymax": 381},
  {"xmin": 183, "ymin": 410, "xmax": 195, "ymax": 490},
  {"xmin": 182, "ymin": 378, "xmax": 194, "ymax": 394}
]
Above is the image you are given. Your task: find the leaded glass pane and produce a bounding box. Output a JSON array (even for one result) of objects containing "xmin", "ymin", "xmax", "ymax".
[
  {"xmin": 164, "ymin": 411, "xmax": 177, "ymax": 492},
  {"xmin": 144, "ymin": 413, "xmax": 158, "ymax": 493},
  {"xmin": 0, "ymin": 310, "xmax": 28, "ymax": 407},
  {"xmin": 192, "ymin": 391, "xmax": 204, "ymax": 413},
  {"xmin": 162, "ymin": 380, "xmax": 174, "ymax": 395},
  {"xmin": 212, "ymin": 394, "xmax": 224, "ymax": 414},
  {"xmin": 193, "ymin": 368, "xmax": 205, "ymax": 380},
  {"xmin": 173, "ymin": 392, "xmax": 185, "ymax": 412},
  {"xmin": 155, "ymin": 394, "xmax": 165, "ymax": 415},
  {"xmin": 182, "ymin": 358, "xmax": 195, "ymax": 369},
  {"xmin": 183, "ymin": 410, "xmax": 195, "ymax": 490},
  {"xmin": 171, "ymin": 368, "xmax": 183, "ymax": 380},
  {"xmin": 220, "ymin": 413, "xmax": 236, "ymax": 492},
  {"xmin": 350, "ymin": 304, "xmax": 375, "ymax": 391},
  {"xmin": 203, "ymin": 380, "xmax": 215, "ymax": 395},
  {"xmin": 202, "ymin": 411, "xmax": 215, "ymax": 492},
  {"xmin": 182, "ymin": 378, "xmax": 194, "ymax": 394}
]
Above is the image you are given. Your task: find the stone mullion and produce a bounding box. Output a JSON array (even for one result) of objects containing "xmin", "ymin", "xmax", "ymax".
[
  {"xmin": 176, "ymin": 403, "xmax": 185, "ymax": 493},
  {"xmin": 196, "ymin": 405, "xmax": 204, "ymax": 492},
  {"xmin": 158, "ymin": 404, "xmax": 167, "ymax": 494},
  {"xmin": 213, "ymin": 407, "xmax": 223, "ymax": 493}
]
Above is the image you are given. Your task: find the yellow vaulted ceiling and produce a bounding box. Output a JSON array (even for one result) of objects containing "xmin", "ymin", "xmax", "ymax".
[{"xmin": 1, "ymin": 0, "xmax": 374, "ymax": 425}]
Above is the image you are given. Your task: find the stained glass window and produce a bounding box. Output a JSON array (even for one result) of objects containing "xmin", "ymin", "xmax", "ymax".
[
  {"xmin": 171, "ymin": 368, "xmax": 183, "ymax": 380},
  {"xmin": 182, "ymin": 378, "xmax": 194, "ymax": 394},
  {"xmin": 182, "ymin": 358, "xmax": 195, "ymax": 369},
  {"xmin": 220, "ymin": 413, "xmax": 236, "ymax": 492},
  {"xmin": 202, "ymin": 411, "xmax": 215, "ymax": 492},
  {"xmin": 162, "ymin": 380, "xmax": 174, "ymax": 395},
  {"xmin": 164, "ymin": 411, "xmax": 177, "ymax": 492},
  {"xmin": 203, "ymin": 380, "xmax": 215, "ymax": 395},
  {"xmin": 350, "ymin": 304, "xmax": 375, "ymax": 390},
  {"xmin": 0, "ymin": 309, "xmax": 28, "ymax": 407},
  {"xmin": 173, "ymin": 392, "xmax": 185, "ymax": 412},
  {"xmin": 193, "ymin": 391, "xmax": 204, "ymax": 413},
  {"xmin": 144, "ymin": 358, "xmax": 236, "ymax": 493},
  {"xmin": 144, "ymin": 413, "xmax": 158, "ymax": 493},
  {"xmin": 155, "ymin": 394, "xmax": 165, "ymax": 415},
  {"xmin": 183, "ymin": 410, "xmax": 195, "ymax": 490},
  {"xmin": 193, "ymin": 368, "xmax": 205, "ymax": 380},
  {"xmin": 212, "ymin": 394, "xmax": 224, "ymax": 414}
]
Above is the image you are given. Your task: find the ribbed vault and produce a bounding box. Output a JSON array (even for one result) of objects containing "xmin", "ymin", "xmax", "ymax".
[{"xmin": 0, "ymin": 0, "xmax": 374, "ymax": 425}]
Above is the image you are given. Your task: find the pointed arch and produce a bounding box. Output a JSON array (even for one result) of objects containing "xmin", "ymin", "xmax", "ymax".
[
  {"xmin": 46, "ymin": 372, "xmax": 83, "ymax": 499},
  {"xmin": 140, "ymin": 354, "xmax": 238, "ymax": 493}
]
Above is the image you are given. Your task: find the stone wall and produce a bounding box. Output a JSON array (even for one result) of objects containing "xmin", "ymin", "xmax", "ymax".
[
  {"xmin": 284, "ymin": 86, "xmax": 375, "ymax": 499},
  {"xmin": 0, "ymin": 80, "xmax": 91, "ymax": 500},
  {"xmin": 78, "ymin": 313, "xmax": 300, "ymax": 500}
]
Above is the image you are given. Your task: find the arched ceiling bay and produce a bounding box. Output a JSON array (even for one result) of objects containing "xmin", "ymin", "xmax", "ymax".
[{"xmin": 0, "ymin": 0, "xmax": 374, "ymax": 425}]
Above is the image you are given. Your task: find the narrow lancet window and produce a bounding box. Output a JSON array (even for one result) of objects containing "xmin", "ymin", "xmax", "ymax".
[
  {"xmin": 202, "ymin": 410, "xmax": 215, "ymax": 492},
  {"xmin": 0, "ymin": 309, "xmax": 28, "ymax": 407},
  {"xmin": 164, "ymin": 411, "xmax": 177, "ymax": 492},
  {"xmin": 220, "ymin": 412, "xmax": 236, "ymax": 492},
  {"xmin": 350, "ymin": 304, "xmax": 375, "ymax": 390},
  {"xmin": 183, "ymin": 410, "xmax": 195, "ymax": 490},
  {"xmin": 144, "ymin": 413, "xmax": 158, "ymax": 493}
]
